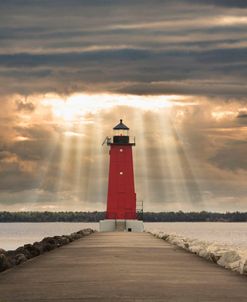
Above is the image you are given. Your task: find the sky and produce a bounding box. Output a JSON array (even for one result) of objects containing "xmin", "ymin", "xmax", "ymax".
[{"xmin": 0, "ymin": 0, "xmax": 246, "ymax": 212}]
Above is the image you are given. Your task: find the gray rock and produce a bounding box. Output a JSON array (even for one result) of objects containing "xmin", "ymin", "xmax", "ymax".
[
  {"xmin": 15, "ymin": 246, "xmax": 32, "ymax": 259},
  {"xmin": 33, "ymin": 242, "xmax": 45, "ymax": 254},
  {"xmin": 41, "ymin": 237, "xmax": 58, "ymax": 251},
  {"xmin": 66, "ymin": 235, "xmax": 73, "ymax": 242},
  {"xmin": 41, "ymin": 242, "xmax": 55, "ymax": 252},
  {"xmin": 53, "ymin": 236, "xmax": 70, "ymax": 246},
  {"xmin": 217, "ymin": 251, "xmax": 241, "ymax": 268},
  {"xmin": 239, "ymin": 259, "xmax": 247, "ymax": 275},
  {"xmin": 208, "ymin": 252, "xmax": 221, "ymax": 263},
  {"xmin": 60, "ymin": 236, "xmax": 70, "ymax": 245},
  {"xmin": 15, "ymin": 253, "xmax": 27, "ymax": 265},
  {"xmin": 184, "ymin": 243, "xmax": 189, "ymax": 249},
  {"xmin": 0, "ymin": 248, "xmax": 6, "ymax": 254},
  {"xmin": 161, "ymin": 234, "xmax": 169, "ymax": 240},
  {"xmin": 5, "ymin": 250, "xmax": 19, "ymax": 265},
  {"xmin": 70, "ymin": 232, "xmax": 82, "ymax": 240},
  {"xmin": 228, "ymin": 260, "xmax": 241, "ymax": 272},
  {"xmin": 23, "ymin": 244, "xmax": 40, "ymax": 257},
  {"xmin": 0, "ymin": 254, "xmax": 11, "ymax": 272},
  {"xmin": 81, "ymin": 229, "xmax": 94, "ymax": 236}
]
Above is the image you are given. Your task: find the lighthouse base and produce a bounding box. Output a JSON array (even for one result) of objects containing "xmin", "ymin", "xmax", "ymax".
[{"xmin": 99, "ymin": 219, "xmax": 144, "ymax": 233}]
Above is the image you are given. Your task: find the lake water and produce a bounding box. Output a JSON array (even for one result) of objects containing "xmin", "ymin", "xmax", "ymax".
[
  {"xmin": 0, "ymin": 222, "xmax": 99, "ymax": 250},
  {"xmin": 0, "ymin": 222, "xmax": 246, "ymax": 250},
  {"xmin": 145, "ymin": 222, "xmax": 247, "ymax": 248}
]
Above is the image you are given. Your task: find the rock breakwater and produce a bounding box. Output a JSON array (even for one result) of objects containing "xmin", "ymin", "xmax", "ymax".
[
  {"xmin": 0, "ymin": 228, "xmax": 95, "ymax": 273},
  {"xmin": 151, "ymin": 231, "xmax": 247, "ymax": 275}
]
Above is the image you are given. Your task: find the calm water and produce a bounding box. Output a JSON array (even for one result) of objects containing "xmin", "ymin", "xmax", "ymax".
[
  {"xmin": 145, "ymin": 222, "xmax": 247, "ymax": 247},
  {"xmin": 0, "ymin": 222, "xmax": 246, "ymax": 250},
  {"xmin": 0, "ymin": 222, "xmax": 99, "ymax": 250}
]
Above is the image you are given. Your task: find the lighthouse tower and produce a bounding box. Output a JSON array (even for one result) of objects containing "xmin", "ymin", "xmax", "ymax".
[{"xmin": 100, "ymin": 119, "xmax": 144, "ymax": 232}]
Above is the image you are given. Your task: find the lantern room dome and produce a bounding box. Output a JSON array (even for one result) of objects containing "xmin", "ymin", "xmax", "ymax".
[{"xmin": 113, "ymin": 119, "xmax": 129, "ymax": 130}]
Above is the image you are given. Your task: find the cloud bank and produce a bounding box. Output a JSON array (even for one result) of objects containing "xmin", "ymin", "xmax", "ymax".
[{"xmin": 0, "ymin": 0, "xmax": 246, "ymax": 97}]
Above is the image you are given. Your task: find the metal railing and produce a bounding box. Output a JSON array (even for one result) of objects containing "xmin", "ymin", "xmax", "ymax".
[
  {"xmin": 136, "ymin": 200, "xmax": 144, "ymax": 221},
  {"xmin": 102, "ymin": 136, "xmax": 136, "ymax": 146}
]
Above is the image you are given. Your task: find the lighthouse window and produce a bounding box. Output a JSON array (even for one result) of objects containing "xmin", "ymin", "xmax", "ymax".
[
  {"xmin": 120, "ymin": 171, "xmax": 123, "ymax": 175},
  {"xmin": 120, "ymin": 149, "xmax": 123, "ymax": 152}
]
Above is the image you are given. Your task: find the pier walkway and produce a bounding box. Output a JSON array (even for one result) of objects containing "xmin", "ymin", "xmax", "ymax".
[{"xmin": 0, "ymin": 232, "xmax": 246, "ymax": 301}]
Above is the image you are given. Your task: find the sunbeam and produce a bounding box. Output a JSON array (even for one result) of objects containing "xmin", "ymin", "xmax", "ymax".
[
  {"xmin": 158, "ymin": 111, "xmax": 194, "ymax": 210},
  {"xmin": 132, "ymin": 110, "xmax": 150, "ymax": 208},
  {"xmin": 54, "ymin": 125, "xmax": 74, "ymax": 203},
  {"xmin": 94, "ymin": 114, "xmax": 107, "ymax": 210},
  {"xmin": 143, "ymin": 111, "xmax": 171, "ymax": 209},
  {"xmin": 38, "ymin": 94, "xmax": 205, "ymax": 211},
  {"xmin": 78, "ymin": 121, "xmax": 95, "ymax": 207},
  {"xmin": 3, "ymin": 92, "xmax": 243, "ymax": 212},
  {"xmin": 32, "ymin": 137, "xmax": 60, "ymax": 207},
  {"xmin": 72, "ymin": 120, "xmax": 87, "ymax": 209},
  {"xmin": 169, "ymin": 120, "xmax": 204, "ymax": 208}
]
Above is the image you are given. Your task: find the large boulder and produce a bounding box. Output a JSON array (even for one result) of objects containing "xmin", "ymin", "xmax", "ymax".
[
  {"xmin": 198, "ymin": 248, "xmax": 210, "ymax": 259},
  {"xmin": 189, "ymin": 244, "xmax": 202, "ymax": 254},
  {"xmin": 65, "ymin": 235, "xmax": 73, "ymax": 243},
  {"xmin": 15, "ymin": 253, "xmax": 27, "ymax": 265},
  {"xmin": 228, "ymin": 260, "xmax": 241, "ymax": 272},
  {"xmin": 23, "ymin": 244, "xmax": 40, "ymax": 257},
  {"xmin": 41, "ymin": 237, "xmax": 58, "ymax": 251},
  {"xmin": 0, "ymin": 254, "xmax": 11, "ymax": 272},
  {"xmin": 217, "ymin": 251, "xmax": 241, "ymax": 268},
  {"xmin": 33, "ymin": 242, "xmax": 45, "ymax": 254},
  {"xmin": 15, "ymin": 246, "xmax": 32, "ymax": 259},
  {"xmin": 161, "ymin": 234, "xmax": 169, "ymax": 240},
  {"xmin": 0, "ymin": 248, "xmax": 6, "ymax": 254},
  {"xmin": 53, "ymin": 236, "xmax": 70, "ymax": 246},
  {"xmin": 240, "ymin": 260, "xmax": 247, "ymax": 275},
  {"xmin": 78, "ymin": 229, "xmax": 94, "ymax": 236},
  {"xmin": 70, "ymin": 232, "xmax": 82, "ymax": 240},
  {"xmin": 208, "ymin": 252, "xmax": 221, "ymax": 263}
]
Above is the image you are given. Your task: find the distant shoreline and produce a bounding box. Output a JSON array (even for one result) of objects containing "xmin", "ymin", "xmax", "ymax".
[{"xmin": 0, "ymin": 211, "xmax": 247, "ymax": 222}]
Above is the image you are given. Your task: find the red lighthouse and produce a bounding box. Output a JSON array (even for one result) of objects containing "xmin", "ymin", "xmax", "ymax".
[
  {"xmin": 100, "ymin": 119, "xmax": 143, "ymax": 232},
  {"xmin": 106, "ymin": 119, "xmax": 136, "ymax": 220}
]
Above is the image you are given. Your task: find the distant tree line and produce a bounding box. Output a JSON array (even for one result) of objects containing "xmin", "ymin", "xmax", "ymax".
[
  {"xmin": 0, "ymin": 211, "xmax": 247, "ymax": 222},
  {"xmin": 143, "ymin": 211, "xmax": 247, "ymax": 222}
]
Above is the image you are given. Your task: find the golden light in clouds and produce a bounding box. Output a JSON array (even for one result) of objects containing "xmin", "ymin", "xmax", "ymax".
[
  {"xmin": 42, "ymin": 93, "xmax": 191, "ymax": 123},
  {"xmin": 217, "ymin": 16, "xmax": 247, "ymax": 26},
  {"xmin": 0, "ymin": 92, "xmax": 246, "ymax": 212}
]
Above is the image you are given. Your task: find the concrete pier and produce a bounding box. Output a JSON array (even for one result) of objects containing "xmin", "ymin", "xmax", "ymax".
[{"xmin": 0, "ymin": 232, "xmax": 246, "ymax": 301}]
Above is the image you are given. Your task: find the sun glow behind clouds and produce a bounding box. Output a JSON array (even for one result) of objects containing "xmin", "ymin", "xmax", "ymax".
[
  {"xmin": 42, "ymin": 93, "xmax": 190, "ymax": 122},
  {"xmin": 37, "ymin": 92, "xmax": 201, "ymax": 211}
]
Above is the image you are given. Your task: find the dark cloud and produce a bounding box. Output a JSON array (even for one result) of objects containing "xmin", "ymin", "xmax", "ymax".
[
  {"xmin": 16, "ymin": 100, "xmax": 35, "ymax": 111},
  {"xmin": 237, "ymin": 112, "xmax": 247, "ymax": 119},
  {"xmin": 0, "ymin": 47, "xmax": 247, "ymax": 97},
  {"xmin": 0, "ymin": 151, "xmax": 12, "ymax": 160},
  {"xmin": 0, "ymin": 150, "xmax": 40, "ymax": 192},
  {"xmin": 183, "ymin": 0, "xmax": 247, "ymax": 8},
  {"xmin": 210, "ymin": 140, "xmax": 247, "ymax": 171},
  {"xmin": 1, "ymin": 48, "xmax": 246, "ymax": 68},
  {"xmin": 0, "ymin": 0, "xmax": 246, "ymax": 97}
]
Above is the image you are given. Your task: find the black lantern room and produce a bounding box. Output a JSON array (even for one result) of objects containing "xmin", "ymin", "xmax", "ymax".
[{"xmin": 113, "ymin": 119, "xmax": 130, "ymax": 144}]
